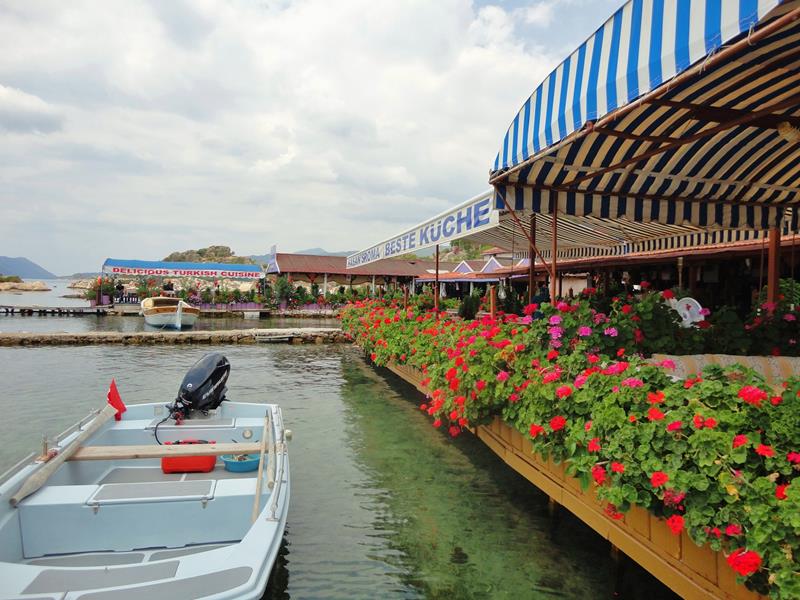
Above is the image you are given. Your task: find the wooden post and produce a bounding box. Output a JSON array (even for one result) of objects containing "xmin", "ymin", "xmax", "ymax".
[
  {"xmin": 434, "ymin": 244, "xmax": 440, "ymax": 312},
  {"xmin": 528, "ymin": 214, "xmax": 536, "ymax": 303},
  {"xmin": 767, "ymin": 227, "xmax": 781, "ymax": 305},
  {"xmin": 550, "ymin": 209, "xmax": 558, "ymax": 303},
  {"xmin": 403, "ymin": 286, "xmax": 409, "ymax": 309},
  {"xmin": 371, "ymin": 274, "xmax": 376, "ymax": 297},
  {"xmin": 677, "ymin": 257, "xmax": 684, "ymax": 290},
  {"xmin": 489, "ymin": 285, "xmax": 496, "ymax": 318},
  {"xmin": 323, "ymin": 273, "xmax": 328, "ymax": 298}
]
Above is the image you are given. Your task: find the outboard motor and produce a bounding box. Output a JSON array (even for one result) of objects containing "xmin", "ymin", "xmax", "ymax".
[{"xmin": 170, "ymin": 353, "xmax": 230, "ymax": 419}]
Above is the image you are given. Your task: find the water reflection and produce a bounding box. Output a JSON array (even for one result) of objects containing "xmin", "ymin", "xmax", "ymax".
[{"xmin": 0, "ymin": 345, "xmax": 677, "ymax": 599}]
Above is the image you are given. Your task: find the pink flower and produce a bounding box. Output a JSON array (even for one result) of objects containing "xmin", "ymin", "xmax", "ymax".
[
  {"xmin": 577, "ymin": 326, "xmax": 592, "ymax": 337},
  {"xmin": 784, "ymin": 313, "xmax": 797, "ymax": 322},
  {"xmin": 604, "ymin": 327, "xmax": 618, "ymax": 337},
  {"xmin": 496, "ymin": 370, "xmax": 509, "ymax": 382},
  {"xmin": 574, "ymin": 374, "xmax": 588, "ymax": 388},
  {"xmin": 549, "ymin": 315, "xmax": 562, "ymax": 325},
  {"xmin": 621, "ymin": 377, "xmax": 644, "ymax": 388},
  {"xmin": 699, "ymin": 307, "xmax": 711, "ymax": 316},
  {"xmin": 658, "ymin": 359, "xmax": 676, "ymax": 370}
]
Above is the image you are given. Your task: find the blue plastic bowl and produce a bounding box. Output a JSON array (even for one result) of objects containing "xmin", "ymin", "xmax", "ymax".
[{"xmin": 221, "ymin": 454, "xmax": 261, "ymax": 472}]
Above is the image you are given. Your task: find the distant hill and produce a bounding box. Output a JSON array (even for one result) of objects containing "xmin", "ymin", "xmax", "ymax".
[
  {"xmin": 0, "ymin": 256, "xmax": 56, "ymax": 279},
  {"xmin": 293, "ymin": 247, "xmax": 355, "ymax": 256},
  {"xmin": 163, "ymin": 245, "xmax": 255, "ymax": 264},
  {"xmin": 249, "ymin": 247, "xmax": 354, "ymax": 265}
]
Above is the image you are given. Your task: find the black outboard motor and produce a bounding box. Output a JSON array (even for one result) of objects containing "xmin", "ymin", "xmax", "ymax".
[{"xmin": 170, "ymin": 353, "xmax": 230, "ymax": 419}]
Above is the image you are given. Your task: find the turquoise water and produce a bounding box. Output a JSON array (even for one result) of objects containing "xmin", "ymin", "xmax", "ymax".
[
  {"xmin": 0, "ymin": 314, "xmax": 339, "ymax": 333},
  {"xmin": 0, "ymin": 345, "xmax": 677, "ymax": 599}
]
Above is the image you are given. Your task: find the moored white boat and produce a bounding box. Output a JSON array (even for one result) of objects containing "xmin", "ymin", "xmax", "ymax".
[
  {"xmin": 0, "ymin": 355, "xmax": 290, "ymax": 600},
  {"xmin": 140, "ymin": 296, "xmax": 200, "ymax": 329}
]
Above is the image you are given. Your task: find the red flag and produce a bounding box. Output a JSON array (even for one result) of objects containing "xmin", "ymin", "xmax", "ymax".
[{"xmin": 107, "ymin": 379, "xmax": 126, "ymax": 421}]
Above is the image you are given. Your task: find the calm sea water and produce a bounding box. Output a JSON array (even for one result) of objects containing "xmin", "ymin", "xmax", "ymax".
[{"xmin": 0, "ymin": 345, "xmax": 677, "ymax": 599}]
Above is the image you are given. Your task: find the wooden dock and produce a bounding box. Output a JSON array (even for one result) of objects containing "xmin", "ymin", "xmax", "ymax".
[
  {"xmin": 0, "ymin": 328, "xmax": 350, "ymax": 346},
  {"xmin": 1, "ymin": 305, "xmax": 111, "ymax": 316}
]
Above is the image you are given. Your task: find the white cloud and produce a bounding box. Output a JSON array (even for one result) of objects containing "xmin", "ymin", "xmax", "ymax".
[
  {"xmin": 0, "ymin": 85, "xmax": 64, "ymax": 133},
  {"xmin": 0, "ymin": 0, "xmax": 578, "ymax": 273},
  {"xmin": 519, "ymin": 2, "xmax": 557, "ymax": 27}
]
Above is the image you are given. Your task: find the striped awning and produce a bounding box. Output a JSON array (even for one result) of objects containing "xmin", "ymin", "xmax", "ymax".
[{"xmin": 491, "ymin": 0, "xmax": 800, "ymax": 229}]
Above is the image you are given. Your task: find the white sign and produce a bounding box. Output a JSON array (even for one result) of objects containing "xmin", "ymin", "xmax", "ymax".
[{"xmin": 347, "ymin": 191, "xmax": 498, "ymax": 268}]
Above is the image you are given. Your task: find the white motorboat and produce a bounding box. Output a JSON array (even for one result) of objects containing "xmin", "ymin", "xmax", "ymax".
[
  {"xmin": 0, "ymin": 354, "xmax": 290, "ymax": 599},
  {"xmin": 140, "ymin": 296, "xmax": 200, "ymax": 329}
]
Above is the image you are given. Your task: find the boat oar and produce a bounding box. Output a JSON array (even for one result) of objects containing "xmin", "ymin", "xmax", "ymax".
[
  {"xmin": 250, "ymin": 413, "xmax": 270, "ymax": 523},
  {"xmin": 9, "ymin": 404, "xmax": 118, "ymax": 507}
]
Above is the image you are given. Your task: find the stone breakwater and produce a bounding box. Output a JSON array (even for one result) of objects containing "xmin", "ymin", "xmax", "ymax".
[{"xmin": 0, "ymin": 328, "xmax": 351, "ymax": 347}]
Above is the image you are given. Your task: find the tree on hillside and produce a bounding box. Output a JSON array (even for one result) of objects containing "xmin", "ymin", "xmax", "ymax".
[{"xmin": 163, "ymin": 246, "xmax": 255, "ymax": 264}]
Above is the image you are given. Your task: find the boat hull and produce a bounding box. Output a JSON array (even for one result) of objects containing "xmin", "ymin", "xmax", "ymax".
[
  {"xmin": 140, "ymin": 297, "xmax": 200, "ymax": 329},
  {"xmin": 0, "ymin": 401, "xmax": 290, "ymax": 599}
]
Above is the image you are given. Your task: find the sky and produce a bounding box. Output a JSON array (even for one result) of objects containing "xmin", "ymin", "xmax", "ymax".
[{"xmin": 0, "ymin": 0, "xmax": 622, "ymax": 275}]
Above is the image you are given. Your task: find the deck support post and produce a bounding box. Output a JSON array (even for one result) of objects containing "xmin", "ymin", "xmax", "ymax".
[
  {"xmin": 489, "ymin": 285, "xmax": 496, "ymax": 318},
  {"xmin": 323, "ymin": 273, "xmax": 328, "ymax": 298},
  {"xmin": 768, "ymin": 227, "xmax": 781, "ymax": 306},
  {"xmin": 528, "ymin": 214, "xmax": 536, "ymax": 304},
  {"xmin": 434, "ymin": 244, "xmax": 440, "ymax": 312},
  {"xmin": 551, "ymin": 208, "xmax": 558, "ymax": 303}
]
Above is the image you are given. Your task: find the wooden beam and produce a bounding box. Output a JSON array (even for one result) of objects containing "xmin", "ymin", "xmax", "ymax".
[
  {"xmin": 528, "ymin": 214, "xmax": 536, "ymax": 304},
  {"xmin": 541, "ymin": 156, "xmax": 800, "ymax": 195},
  {"xmin": 564, "ymin": 94, "xmax": 800, "ymax": 187},
  {"xmin": 551, "ymin": 208, "xmax": 558, "ymax": 302},
  {"xmin": 69, "ymin": 442, "xmax": 262, "ymax": 461}
]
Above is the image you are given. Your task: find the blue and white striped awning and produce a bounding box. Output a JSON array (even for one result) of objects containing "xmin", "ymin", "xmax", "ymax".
[{"xmin": 491, "ymin": 0, "xmax": 800, "ymax": 229}]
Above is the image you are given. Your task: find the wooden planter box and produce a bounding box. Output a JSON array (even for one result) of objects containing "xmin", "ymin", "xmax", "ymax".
[{"xmin": 384, "ymin": 361, "xmax": 767, "ymax": 600}]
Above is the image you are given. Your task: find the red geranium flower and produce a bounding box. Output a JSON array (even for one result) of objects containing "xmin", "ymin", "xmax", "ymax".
[
  {"xmin": 591, "ymin": 464, "xmax": 607, "ymax": 485},
  {"xmin": 732, "ymin": 434, "xmax": 748, "ymax": 448},
  {"xmin": 604, "ymin": 503, "xmax": 624, "ymax": 520},
  {"xmin": 755, "ymin": 444, "xmax": 775, "ymax": 457},
  {"xmin": 555, "ymin": 385, "xmax": 573, "ymax": 399},
  {"xmin": 647, "ymin": 407, "xmax": 665, "ymax": 421},
  {"xmin": 666, "ymin": 421, "xmax": 683, "ymax": 432},
  {"xmin": 650, "ymin": 471, "xmax": 669, "ymax": 487},
  {"xmin": 529, "ymin": 423, "xmax": 545, "ymax": 438},
  {"xmin": 788, "ymin": 451, "xmax": 800, "ymax": 464},
  {"xmin": 666, "ymin": 514, "xmax": 684, "ymax": 536},
  {"xmin": 475, "ymin": 380, "xmax": 487, "ymax": 391},
  {"xmin": 776, "ymin": 483, "xmax": 789, "ymax": 500},
  {"xmin": 547, "ymin": 349, "xmax": 559, "ymax": 361},
  {"xmin": 647, "ymin": 390, "xmax": 665, "ymax": 404},
  {"xmin": 726, "ymin": 548, "xmax": 762, "ymax": 577},
  {"xmin": 611, "ymin": 462, "xmax": 625, "ymax": 473},
  {"xmin": 661, "ymin": 289, "xmax": 675, "ymax": 300},
  {"xmin": 587, "ymin": 438, "xmax": 601, "ymax": 452},
  {"xmin": 738, "ymin": 385, "xmax": 767, "ymax": 407},
  {"xmin": 549, "ymin": 415, "xmax": 567, "ymax": 432},
  {"xmin": 725, "ymin": 524, "xmax": 742, "ymax": 537}
]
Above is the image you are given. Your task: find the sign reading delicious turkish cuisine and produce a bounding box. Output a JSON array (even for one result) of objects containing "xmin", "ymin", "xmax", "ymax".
[
  {"xmin": 101, "ymin": 259, "xmax": 265, "ymax": 279},
  {"xmin": 346, "ymin": 191, "xmax": 498, "ymax": 268}
]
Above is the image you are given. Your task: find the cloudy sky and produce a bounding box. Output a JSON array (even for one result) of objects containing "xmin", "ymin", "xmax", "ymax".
[{"xmin": 0, "ymin": 0, "xmax": 621, "ymax": 274}]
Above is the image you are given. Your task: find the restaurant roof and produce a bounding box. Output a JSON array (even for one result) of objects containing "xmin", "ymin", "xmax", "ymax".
[{"xmin": 266, "ymin": 253, "xmax": 457, "ymax": 278}]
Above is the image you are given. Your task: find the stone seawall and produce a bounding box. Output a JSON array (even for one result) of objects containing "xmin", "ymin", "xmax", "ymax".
[{"xmin": 0, "ymin": 328, "xmax": 351, "ymax": 347}]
